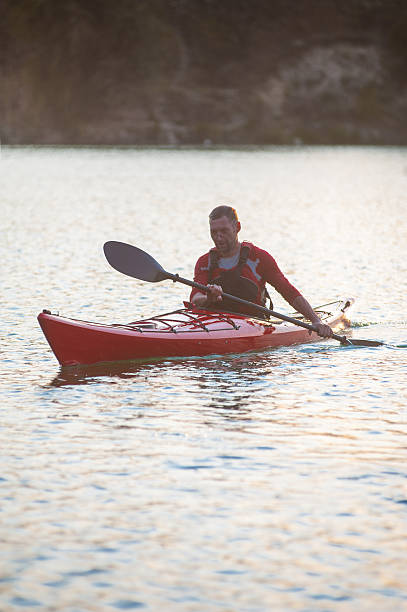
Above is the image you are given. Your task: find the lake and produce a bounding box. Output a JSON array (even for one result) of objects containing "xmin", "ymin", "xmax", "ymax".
[{"xmin": 1, "ymin": 146, "xmax": 406, "ymax": 611}]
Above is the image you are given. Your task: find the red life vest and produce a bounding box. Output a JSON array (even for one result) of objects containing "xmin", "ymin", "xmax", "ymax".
[{"xmin": 208, "ymin": 243, "xmax": 272, "ymax": 316}]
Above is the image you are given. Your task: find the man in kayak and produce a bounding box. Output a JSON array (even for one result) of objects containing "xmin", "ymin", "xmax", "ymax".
[{"xmin": 190, "ymin": 205, "xmax": 333, "ymax": 338}]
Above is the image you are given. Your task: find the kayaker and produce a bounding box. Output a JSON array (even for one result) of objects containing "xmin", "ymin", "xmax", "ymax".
[{"xmin": 190, "ymin": 205, "xmax": 333, "ymax": 338}]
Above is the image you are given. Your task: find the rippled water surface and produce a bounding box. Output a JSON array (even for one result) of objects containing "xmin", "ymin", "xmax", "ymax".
[{"xmin": 1, "ymin": 147, "xmax": 407, "ymax": 611}]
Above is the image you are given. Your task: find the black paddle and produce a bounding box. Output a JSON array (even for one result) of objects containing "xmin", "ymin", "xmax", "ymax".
[{"xmin": 103, "ymin": 241, "xmax": 383, "ymax": 347}]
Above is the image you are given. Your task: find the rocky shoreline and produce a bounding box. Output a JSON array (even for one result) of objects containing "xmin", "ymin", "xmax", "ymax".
[{"xmin": 1, "ymin": 0, "xmax": 406, "ymax": 145}]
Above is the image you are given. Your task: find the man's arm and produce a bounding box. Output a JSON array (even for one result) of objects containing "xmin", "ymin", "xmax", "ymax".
[
  {"xmin": 258, "ymin": 248, "xmax": 333, "ymax": 338},
  {"xmin": 190, "ymin": 253, "xmax": 223, "ymax": 307},
  {"xmin": 291, "ymin": 295, "xmax": 333, "ymax": 338}
]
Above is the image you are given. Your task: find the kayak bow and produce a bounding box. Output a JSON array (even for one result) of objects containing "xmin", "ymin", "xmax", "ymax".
[{"xmin": 38, "ymin": 299, "xmax": 353, "ymax": 367}]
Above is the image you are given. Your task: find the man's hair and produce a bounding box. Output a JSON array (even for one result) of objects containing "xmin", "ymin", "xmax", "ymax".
[{"xmin": 209, "ymin": 205, "xmax": 239, "ymax": 223}]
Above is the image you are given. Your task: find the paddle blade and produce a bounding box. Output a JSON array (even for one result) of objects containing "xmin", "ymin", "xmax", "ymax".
[
  {"xmin": 103, "ymin": 241, "xmax": 169, "ymax": 282},
  {"xmin": 347, "ymin": 338, "xmax": 384, "ymax": 347}
]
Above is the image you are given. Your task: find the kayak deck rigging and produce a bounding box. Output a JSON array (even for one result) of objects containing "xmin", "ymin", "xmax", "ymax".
[{"xmin": 111, "ymin": 308, "xmax": 242, "ymax": 333}]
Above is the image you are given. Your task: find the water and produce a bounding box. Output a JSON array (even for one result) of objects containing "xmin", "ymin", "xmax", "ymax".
[{"xmin": 1, "ymin": 146, "xmax": 407, "ymax": 611}]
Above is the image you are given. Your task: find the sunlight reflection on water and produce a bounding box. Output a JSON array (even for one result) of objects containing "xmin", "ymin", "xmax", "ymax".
[{"xmin": 1, "ymin": 147, "xmax": 407, "ymax": 611}]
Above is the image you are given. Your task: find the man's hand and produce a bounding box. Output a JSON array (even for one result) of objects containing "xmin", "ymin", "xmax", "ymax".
[
  {"xmin": 190, "ymin": 285, "xmax": 223, "ymax": 307},
  {"xmin": 207, "ymin": 284, "xmax": 223, "ymax": 303},
  {"xmin": 311, "ymin": 320, "xmax": 333, "ymax": 338}
]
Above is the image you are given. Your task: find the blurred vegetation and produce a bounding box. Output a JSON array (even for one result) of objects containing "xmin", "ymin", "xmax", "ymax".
[{"xmin": 1, "ymin": 0, "xmax": 406, "ymax": 144}]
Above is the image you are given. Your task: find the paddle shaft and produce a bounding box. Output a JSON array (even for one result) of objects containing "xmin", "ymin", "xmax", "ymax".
[{"xmin": 164, "ymin": 271, "xmax": 350, "ymax": 344}]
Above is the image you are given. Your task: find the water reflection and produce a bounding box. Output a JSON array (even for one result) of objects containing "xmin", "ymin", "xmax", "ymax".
[
  {"xmin": 47, "ymin": 344, "xmax": 339, "ymax": 420},
  {"xmin": 48, "ymin": 344, "xmax": 328, "ymax": 387}
]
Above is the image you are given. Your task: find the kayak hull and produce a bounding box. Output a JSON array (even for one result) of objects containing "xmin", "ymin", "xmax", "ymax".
[{"xmin": 38, "ymin": 300, "xmax": 353, "ymax": 367}]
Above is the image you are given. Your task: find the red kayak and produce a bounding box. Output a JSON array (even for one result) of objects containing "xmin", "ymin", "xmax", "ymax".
[{"xmin": 38, "ymin": 299, "xmax": 353, "ymax": 367}]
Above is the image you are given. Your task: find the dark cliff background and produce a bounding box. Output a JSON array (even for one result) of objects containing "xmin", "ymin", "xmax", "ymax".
[{"xmin": 1, "ymin": 0, "xmax": 406, "ymax": 145}]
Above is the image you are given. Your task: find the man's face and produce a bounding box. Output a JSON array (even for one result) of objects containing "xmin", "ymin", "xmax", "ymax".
[{"xmin": 209, "ymin": 215, "xmax": 240, "ymax": 256}]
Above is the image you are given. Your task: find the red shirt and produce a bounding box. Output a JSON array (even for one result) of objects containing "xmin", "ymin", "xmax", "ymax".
[{"xmin": 190, "ymin": 241, "xmax": 301, "ymax": 305}]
